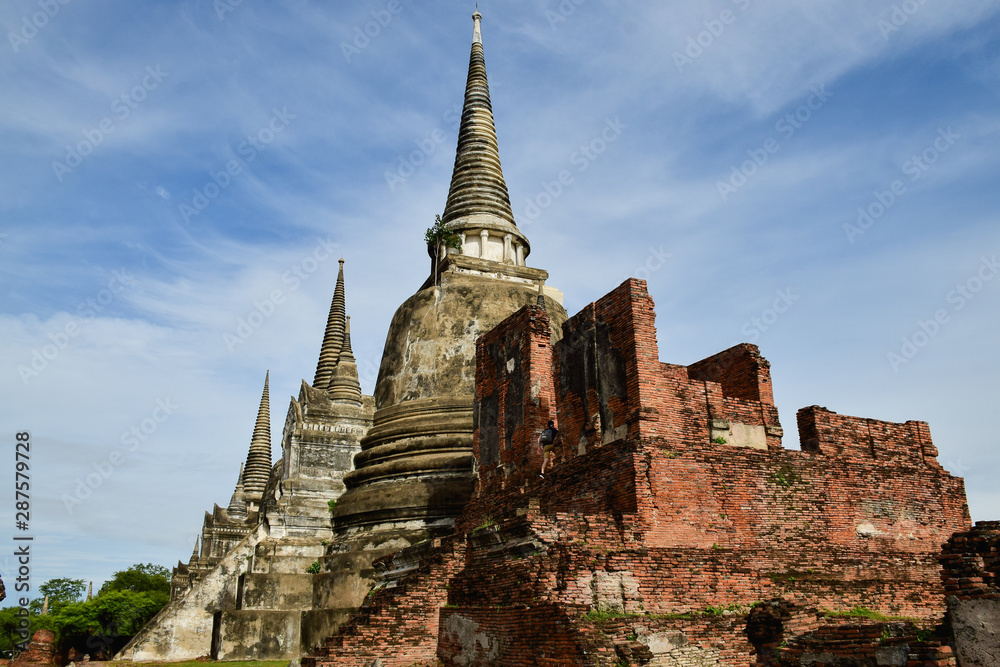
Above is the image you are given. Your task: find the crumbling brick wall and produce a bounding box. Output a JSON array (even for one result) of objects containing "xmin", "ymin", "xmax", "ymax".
[
  {"xmin": 303, "ymin": 277, "xmax": 974, "ymax": 667},
  {"xmin": 939, "ymin": 521, "xmax": 1000, "ymax": 666},
  {"xmin": 473, "ymin": 304, "xmax": 557, "ymax": 495},
  {"xmin": 754, "ymin": 620, "xmax": 957, "ymax": 667},
  {"xmin": 553, "ymin": 280, "xmax": 658, "ymax": 451},
  {"xmin": 11, "ymin": 630, "xmax": 56, "ymax": 667},
  {"xmin": 304, "ymin": 537, "xmax": 467, "ymax": 667},
  {"xmin": 555, "ymin": 280, "xmax": 783, "ymax": 457},
  {"xmin": 797, "ymin": 405, "xmax": 942, "ymax": 467},
  {"xmin": 688, "ymin": 343, "xmax": 775, "ymax": 405}
]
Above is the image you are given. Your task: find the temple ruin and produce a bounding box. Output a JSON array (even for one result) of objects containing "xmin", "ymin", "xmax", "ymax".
[{"xmin": 116, "ymin": 10, "xmax": 998, "ymax": 667}]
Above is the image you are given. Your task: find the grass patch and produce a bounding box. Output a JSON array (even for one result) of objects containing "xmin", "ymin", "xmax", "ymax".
[
  {"xmin": 586, "ymin": 603, "xmax": 752, "ymax": 623},
  {"xmin": 646, "ymin": 612, "xmax": 694, "ymax": 620},
  {"xmin": 821, "ymin": 606, "xmax": 920, "ymax": 622},
  {"xmin": 703, "ymin": 603, "xmax": 748, "ymax": 616},
  {"xmin": 768, "ymin": 465, "xmax": 807, "ymax": 488},
  {"xmin": 585, "ymin": 608, "xmax": 643, "ymax": 622}
]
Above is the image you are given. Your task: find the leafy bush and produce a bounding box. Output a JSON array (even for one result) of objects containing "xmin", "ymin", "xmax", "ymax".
[{"xmin": 0, "ymin": 564, "xmax": 170, "ymax": 656}]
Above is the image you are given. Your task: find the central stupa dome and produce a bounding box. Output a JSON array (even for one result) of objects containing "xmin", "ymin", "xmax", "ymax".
[{"xmin": 325, "ymin": 11, "xmax": 567, "ymax": 601}]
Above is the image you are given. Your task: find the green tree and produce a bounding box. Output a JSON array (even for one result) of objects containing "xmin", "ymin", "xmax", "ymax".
[
  {"xmin": 39, "ymin": 579, "xmax": 86, "ymax": 605},
  {"xmin": 50, "ymin": 601, "xmax": 99, "ymax": 635},
  {"xmin": 27, "ymin": 578, "xmax": 86, "ymax": 616},
  {"xmin": 424, "ymin": 214, "xmax": 461, "ymax": 287},
  {"xmin": 0, "ymin": 606, "xmax": 27, "ymax": 653},
  {"xmin": 3, "ymin": 564, "xmax": 172, "ymax": 655},
  {"xmin": 99, "ymin": 564, "xmax": 169, "ymax": 597},
  {"xmin": 91, "ymin": 590, "xmax": 162, "ymax": 636},
  {"xmin": 88, "ymin": 564, "xmax": 169, "ymax": 639},
  {"xmin": 0, "ymin": 605, "xmax": 65, "ymax": 655}
]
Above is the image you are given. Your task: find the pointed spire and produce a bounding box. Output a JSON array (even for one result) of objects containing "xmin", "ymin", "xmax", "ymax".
[
  {"xmin": 86, "ymin": 582, "xmax": 92, "ymax": 602},
  {"xmin": 190, "ymin": 537, "xmax": 200, "ymax": 563},
  {"xmin": 242, "ymin": 372, "xmax": 272, "ymax": 498},
  {"xmin": 338, "ymin": 316, "xmax": 356, "ymax": 364},
  {"xmin": 536, "ymin": 280, "xmax": 546, "ymax": 309},
  {"xmin": 314, "ymin": 259, "xmax": 347, "ymax": 389},
  {"xmin": 441, "ymin": 10, "xmax": 522, "ymax": 235},
  {"xmin": 41, "ymin": 595, "xmax": 49, "ymax": 615},
  {"xmin": 227, "ymin": 463, "xmax": 247, "ymax": 520},
  {"xmin": 328, "ymin": 316, "xmax": 363, "ymax": 405}
]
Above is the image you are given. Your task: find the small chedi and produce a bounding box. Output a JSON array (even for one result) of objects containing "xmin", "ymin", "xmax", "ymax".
[
  {"xmin": 123, "ymin": 260, "xmax": 376, "ymax": 660},
  {"xmin": 118, "ymin": 9, "xmax": 998, "ymax": 667},
  {"xmin": 10, "ymin": 630, "xmax": 57, "ymax": 667},
  {"xmin": 121, "ymin": 9, "xmax": 562, "ymax": 663}
]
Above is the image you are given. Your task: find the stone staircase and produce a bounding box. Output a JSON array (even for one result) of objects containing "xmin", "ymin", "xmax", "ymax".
[{"xmin": 303, "ymin": 537, "xmax": 466, "ymax": 667}]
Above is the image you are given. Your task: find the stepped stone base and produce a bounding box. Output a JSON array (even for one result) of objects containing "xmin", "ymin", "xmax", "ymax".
[{"xmin": 218, "ymin": 609, "xmax": 353, "ymax": 661}]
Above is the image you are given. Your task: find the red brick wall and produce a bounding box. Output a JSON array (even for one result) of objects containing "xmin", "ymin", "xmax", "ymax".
[
  {"xmin": 457, "ymin": 436, "xmax": 640, "ymax": 537},
  {"xmin": 11, "ymin": 630, "xmax": 56, "ymax": 667},
  {"xmin": 756, "ymin": 621, "xmax": 957, "ymax": 667},
  {"xmin": 473, "ymin": 280, "xmax": 968, "ymax": 612},
  {"xmin": 304, "ymin": 537, "xmax": 466, "ymax": 667},
  {"xmin": 304, "ymin": 278, "xmax": 976, "ymax": 667},
  {"xmin": 438, "ymin": 604, "xmax": 592, "ymax": 667},
  {"xmin": 554, "ymin": 279, "xmax": 661, "ymax": 451},
  {"xmin": 554, "ymin": 280, "xmax": 784, "ymax": 455},
  {"xmin": 939, "ymin": 520, "xmax": 1000, "ymax": 600},
  {"xmin": 474, "ymin": 304, "xmax": 557, "ymax": 494},
  {"xmin": 688, "ymin": 343, "xmax": 775, "ymax": 405},
  {"xmin": 797, "ymin": 405, "xmax": 942, "ymax": 467},
  {"xmin": 636, "ymin": 437, "xmax": 969, "ymax": 557},
  {"xmin": 466, "ymin": 437, "xmax": 964, "ymax": 616}
]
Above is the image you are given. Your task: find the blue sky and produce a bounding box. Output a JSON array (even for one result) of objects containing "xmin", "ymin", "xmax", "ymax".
[{"xmin": 1, "ymin": 0, "xmax": 999, "ymax": 592}]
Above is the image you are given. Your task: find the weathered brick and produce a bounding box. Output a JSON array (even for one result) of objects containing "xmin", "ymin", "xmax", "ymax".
[{"xmin": 304, "ymin": 279, "xmax": 979, "ymax": 667}]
